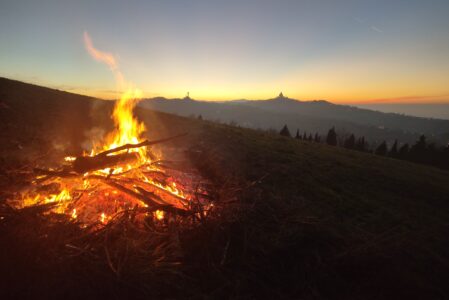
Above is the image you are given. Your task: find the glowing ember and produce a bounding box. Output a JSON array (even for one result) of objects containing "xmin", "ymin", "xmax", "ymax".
[
  {"xmin": 100, "ymin": 213, "xmax": 107, "ymax": 224},
  {"xmin": 154, "ymin": 210, "xmax": 165, "ymax": 220}
]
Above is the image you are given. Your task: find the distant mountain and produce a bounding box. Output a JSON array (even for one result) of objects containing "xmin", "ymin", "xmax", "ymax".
[
  {"xmin": 140, "ymin": 93, "xmax": 449, "ymax": 145},
  {"xmin": 355, "ymin": 103, "xmax": 449, "ymax": 120}
]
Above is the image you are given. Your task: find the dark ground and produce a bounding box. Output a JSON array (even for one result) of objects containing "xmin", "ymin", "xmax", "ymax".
[{"xmin": 1, "ymin": 78, "xmax": 449, "ymax": 299}]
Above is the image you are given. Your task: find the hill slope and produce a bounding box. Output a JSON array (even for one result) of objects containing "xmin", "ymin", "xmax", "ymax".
[{"xmin": 1, "ymin": 77, "xmax": 449, "ymax": 299}]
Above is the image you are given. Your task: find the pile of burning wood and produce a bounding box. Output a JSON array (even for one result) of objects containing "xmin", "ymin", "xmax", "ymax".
[
  {"xmin": 7, "ymin": 133, "xmax": 213, "ymax": 226},
  {"xmin": 6, "ymin": 87, "xmax": 213, "ymax": 226}
]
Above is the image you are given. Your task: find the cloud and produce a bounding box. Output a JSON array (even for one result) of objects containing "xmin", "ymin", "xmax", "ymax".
[
  {"xmin": 353, "ymin": 17, "xmax": 383, "ymax": 34},
  {"xmin": 370, "ymin": 26, "xmax": 383, "ymax": 33}
]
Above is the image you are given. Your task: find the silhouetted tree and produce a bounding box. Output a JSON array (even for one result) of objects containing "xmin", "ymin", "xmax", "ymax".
[
  {"xmin": 303, "ymin": 132, "xmax": 307, "ymax": 140},
  {"xmin": 441, "ymin": 145, "xmax": 449, "ymax": 169},
  {"xmin": 375, "ymin": 141, "xmax": 388, "ymax": 156},
  {"xmin": 280, "ymin": 124, "xmax": 291, "ymax": 137},
  {"xmin": 308, "ymin": 134, "xmax": 313, "ymax": 141},
  {"xmin": 426, "ymin": 143, "xmax": 439, "ymax": 165},
  {"xmin": 409, "ymin": 135, "xmax": 427, "ymax": 162},
  {"xmin": 355, "ymin": 137, "xmax": 366, "ymax": 152},
  {"xmin": 314, "ymin": 133, "xmax": 320, "ymax": 143},
  {"xmin": 197, "ymin": 114, "xmax": 203, "ymax": 120},
  {"xmin": 295, "ymin": 129, "xmax": 300, "ymax": 139},
  {"xmin": 398, "ymin": 143, "xmax": 409, "ymax": 158},
  {"xmin": 389, "ymin": 140, "xmax": 398, "ymax": 158},
  {"xmin": 326, "ymin": 127, "xmax": 338, "ymax": 146},
  {"xmin": 344, "ymin": 134, "xmax": 356, "ymax": 149}
]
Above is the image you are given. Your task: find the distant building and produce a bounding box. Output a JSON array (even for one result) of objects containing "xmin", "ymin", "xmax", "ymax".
[{"xmin": 183, "ymin": 91, "xmax": 191, "ymax": 101}]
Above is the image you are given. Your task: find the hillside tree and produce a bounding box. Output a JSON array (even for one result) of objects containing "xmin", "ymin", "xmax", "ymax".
[
  {"xmin": 344, "ymin": 134, "xmax": 356, "ymax": 149},
  {"xmin": 389, "ymin": 140, "xmax": 398, "ymax": 158},
  {"xmin": 326, "ymin": 127, "xmax": 338, "ymax": 146},
  {"xmin": 398, "ymin": 143, "xmax": 410, "ymax": 158},
  {"xmin": 375, "ymin": 141, "xmax": 388, "ymax": 156},
  {"xmin": 280, "ymin": 125, "xmax": 291, "ymax": 137}
]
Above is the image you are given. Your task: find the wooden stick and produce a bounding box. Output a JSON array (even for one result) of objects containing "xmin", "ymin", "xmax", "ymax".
[
  {"xmin": 33, "ymin": 168, "xmax": 79, "ymax": 178},
  {"xmin": 141, "ymin": 180, "xmax": 190, "ymax": 206},
  {"xmin": 134, "ymin": 186, "xmax": 170, "ymax": 205},
  {"xmin": 101, "ymin": 179, "xmax": 190, "ymax": 216},
  {"xmin": 96, "ymin": 133, "xmax": 188, "ymax": 157},
  {"xmin": 72, "ymin": 152, "xmax": 139, "ymax": 174}
]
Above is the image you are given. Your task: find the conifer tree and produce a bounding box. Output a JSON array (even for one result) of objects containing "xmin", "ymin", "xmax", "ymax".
[
  {"xmin": 389, "ymin": 140, "xmax": 398, "ymax": 157},
  {"xmin": 398, "ymin": 143, "xmax": 410, "ymax": 158},
  {"xmin": 326, "ymin": 127, "xmax": 338, "ymax": 146},
  {"xmin": 295, "ymin": 129, "xmax": 300, "ymax": 139},
  {"xmin": 280, "ymin": 124, "xmax": 291, "ymax": 137},
  {"xmin": 409, "ymin": 135, "xmax": 427, "ymax": 162},
  {"xmin": 355, "ymin": 137, "xmax": 366, "ymax": 152},
  {"xmin": 375, "ymin": 141, "xmax": 388, "ymax": 156},
  {"xmin": 344, "ymin": 134, "xmax": 356, "ymax": 149}
]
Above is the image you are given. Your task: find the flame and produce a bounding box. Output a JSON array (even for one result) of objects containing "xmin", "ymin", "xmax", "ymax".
[
  {"xmin": 9, "ymin": 32, "xmax": 210, "ymax": 227},
  {"xmin": 103, "ymin": 88, "xmax": 147, "ymax": 162},
  {"xmin": 84, "ymin": 31, "xmax": 148, "ymax": 163},
  {"xmin": 143, "ymin": 177, "xmax": 187, "ymax": 200},
  {"xmin": 20, "ymin": 188, "xmax": 72, "ymax": 214},
  {"xmin": 100, "ymin": 212, "xmax": 107, "ymax": 224},
  {"xmin": 154, "ymin": 210, "xmax": 164, "ymax": 220}
]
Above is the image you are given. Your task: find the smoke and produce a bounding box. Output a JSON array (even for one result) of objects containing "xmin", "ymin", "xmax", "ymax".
[
  {"xmin": 83, "ymin": 31, "xmax": 125, "ymax": 89},
  {"xmin": 82, "ymin": 31, "xmax": 145, "ymax": 152}
]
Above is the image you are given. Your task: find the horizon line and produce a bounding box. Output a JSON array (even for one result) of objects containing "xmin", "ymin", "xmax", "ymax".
[{"xmin": 2, "ymin": 76, "xmax": 449, "ymax": 105}]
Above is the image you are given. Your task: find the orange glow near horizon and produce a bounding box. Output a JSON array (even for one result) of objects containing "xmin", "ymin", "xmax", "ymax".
[
  {"xmin": 2, "ymin": 2, "xmax": 449, "ymax": 106},
  {"xmin": 46, "ymin": 82, "xmax": 449, "ymax": 105}
]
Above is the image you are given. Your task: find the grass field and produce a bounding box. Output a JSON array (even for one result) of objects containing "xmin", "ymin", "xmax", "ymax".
[{"xmin": 1, "ymin": 78, "xmax": 449, "ymax": 299}]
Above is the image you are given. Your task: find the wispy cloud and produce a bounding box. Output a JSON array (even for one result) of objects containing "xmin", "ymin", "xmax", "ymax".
[
  {"xmin": 370, "ymin": 26, "xmax": 383, "ymax": 33},
  {"xmin": 353, "ymin": 17, "xmax": 383, "ymax": 34}
]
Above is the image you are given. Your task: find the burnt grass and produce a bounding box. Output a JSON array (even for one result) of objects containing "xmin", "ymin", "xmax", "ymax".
[{"xmin": 1, "ymin": 78, "xmax": 449, "ymax": 299}]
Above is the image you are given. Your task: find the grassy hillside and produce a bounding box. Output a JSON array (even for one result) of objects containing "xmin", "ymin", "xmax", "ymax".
[{"xmin": 1, "ymin": 77, "xmax": 449, "ymax": 299}]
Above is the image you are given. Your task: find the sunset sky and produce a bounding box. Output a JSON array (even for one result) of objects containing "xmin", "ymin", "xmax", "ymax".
[{"xmin": 1, "ymin": 0, "xmax": 448, "ymax": 103}]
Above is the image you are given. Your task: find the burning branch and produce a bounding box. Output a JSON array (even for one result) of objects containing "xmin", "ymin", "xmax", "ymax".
[
  {"xmin": 72, "ymin": 133, "xmax": 188, "ymax": 174},
  {"xmin": 97, "ymin": 133, "xmax": 188, "ymax": 157}
]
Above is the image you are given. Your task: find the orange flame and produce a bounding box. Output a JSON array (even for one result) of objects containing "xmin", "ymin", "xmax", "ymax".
[{"xmin": 10, "ymin": 32, "xmax": 206, "ymax": 227}]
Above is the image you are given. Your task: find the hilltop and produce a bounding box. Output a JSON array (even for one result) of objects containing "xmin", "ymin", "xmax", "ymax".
[
  {"xmin": 141, "ymin": 92, "xmax": 449, "ymax": 146},
  {"xmin": 1, "ymin": 77, "xmax": 449, "ymax": 299}
]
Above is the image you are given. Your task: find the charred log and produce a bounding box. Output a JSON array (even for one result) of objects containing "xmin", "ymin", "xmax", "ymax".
[{"xmin": 72, "ymin": 152, "xmax": 139, "ymax": 174}]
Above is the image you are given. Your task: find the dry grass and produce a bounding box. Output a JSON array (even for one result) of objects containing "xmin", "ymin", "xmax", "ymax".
[{"xmin": 2, "ymin": 78, "xmax": 449, "ymax": 299}]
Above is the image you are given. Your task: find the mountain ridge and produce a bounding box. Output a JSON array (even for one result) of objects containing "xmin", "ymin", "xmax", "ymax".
[{"xmin": 140, "ymin": 93, "xmax": 449, "ymax": 145}]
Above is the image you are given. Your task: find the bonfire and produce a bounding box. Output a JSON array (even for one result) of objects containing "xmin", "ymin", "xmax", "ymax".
[
  {"xmin": 7, "ymin": 88, "xmax": 212, "ymax": 226},
  {"xmin": 4, "ymin": 32, "xmax": 214, "ymax": 227}
]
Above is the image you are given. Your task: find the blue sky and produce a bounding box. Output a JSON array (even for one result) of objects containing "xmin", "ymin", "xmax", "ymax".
[{"xmin": 1, "ymin": 0, "xmax": 448, "ymax": 102}]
